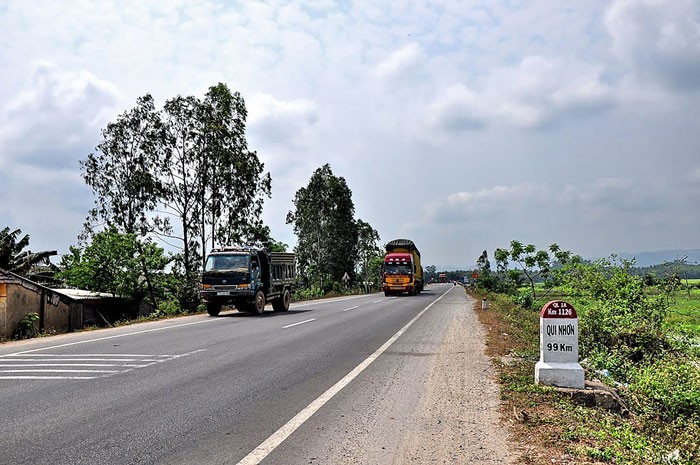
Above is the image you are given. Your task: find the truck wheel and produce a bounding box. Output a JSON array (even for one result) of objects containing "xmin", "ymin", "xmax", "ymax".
[
  {"xmin": 206, "ymin": 301, "xmax": 221, "ymax": 316},
  {"xmin": 251, "ymin": 290, "xmax": 266, "ymax": 315},
  {"xmin": 272, "ymin": 289, "xmax": 291, "ymax": 312},
  {"xmin": 384, "ymin": 291, "xmax": 391, "ymax": 297}
]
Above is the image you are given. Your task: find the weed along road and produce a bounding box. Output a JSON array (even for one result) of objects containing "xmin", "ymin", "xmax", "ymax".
[{"xmin": 0, "ymin": 283, "xmax": 514, "ymax": 465}]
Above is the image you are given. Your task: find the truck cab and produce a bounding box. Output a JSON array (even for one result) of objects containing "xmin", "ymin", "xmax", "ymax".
[
  {"xmin": 383, "ymin": 253, "xmax": 419, "ymax": 296},
  {"xmin": 382, "ymin": 239, "xmax": 424, "ymax": 296},
  {"xmin": 200, "ymin": 246, "xmax": 295, "ymax": 316}
]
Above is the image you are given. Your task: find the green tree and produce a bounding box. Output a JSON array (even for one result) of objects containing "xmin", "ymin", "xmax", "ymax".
[
  {"xmin": 195, "ymin": 83, "xmax": 272, "ymax": 262},
  {"xmin": 158, "ymin": 85, "xmax": 271, "ymax": 310},
  {"xmin": 424, "ymin": 265, "xmax": 437, "ymax": 283},
  {"xmin": 355, "ymin": 219, "xmax": 381, "ymax": 289},
  {"xmin": 158, "ymin": 93, "xmax": 202, "ymax": 310},
  {"xmin": 476, "ymin": 250, "xmax": 491, "ymax": 274},
  {"xmin": 506, "ymin": 241, "xmax": 574, "ymax": 299},
  {"xmin": 286, "ymin": 164, "xmax": 358, "ymax": 292},
  {"xmin": 81, "ymin": 84, "xmax": 272, "ymax": 311},
  {"xmin": 242, "ymin": 224, "xmax": 288, "ymax": 252},
  {"xmin": 81, "ymin": 94, "xmax": 164, "ymax": 238},
  {"xmin": 59, "ymin": 227, "xmax": 169, "ymax": 307},
  {"xmin": 0, "ymin": 227, "xmax": 57, "ymax": 277}
]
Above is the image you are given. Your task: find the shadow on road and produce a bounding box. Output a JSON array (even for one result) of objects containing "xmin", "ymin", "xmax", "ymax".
[{"xmin": 212, "ymin": 309, "xmax": 313, "ymax": 318}]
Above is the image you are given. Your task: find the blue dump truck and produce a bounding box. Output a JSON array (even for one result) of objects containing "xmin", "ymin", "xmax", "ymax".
[{"xmin": 200, "ymin": 246, "xmax": 296, "ymax": 316}]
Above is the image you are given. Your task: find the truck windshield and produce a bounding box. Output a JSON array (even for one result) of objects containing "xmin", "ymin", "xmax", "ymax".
[
  {"xmin": 204, "ymin": 254, "xmax": 250, "ymax": 272},
  {"xmin": 385, "ymin": 264, "xmax": 412, "ymax": 275}
]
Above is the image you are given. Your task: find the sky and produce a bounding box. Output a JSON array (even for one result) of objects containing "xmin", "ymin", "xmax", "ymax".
[{"xmin": 1, "ymin": 0, "xmax": 699, "ymax": 270}]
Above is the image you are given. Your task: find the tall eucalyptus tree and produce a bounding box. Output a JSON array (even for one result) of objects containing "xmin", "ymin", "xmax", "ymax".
[
  {"xmin": 287, "ymin": 164, "xmax": 358, "ymax": 291},
  {"xmin": 81, "ymin": 94, "xmax": 164, "ymax": 237}
]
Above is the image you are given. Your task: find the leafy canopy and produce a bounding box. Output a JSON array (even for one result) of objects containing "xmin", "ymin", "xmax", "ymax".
[
  {"xmin": 287, "ymin": 164, "xmax": 358, "ymax": 291},
  {"xmin": 59, "ymin": 227, "xmax": 169, "ymax": 306}
]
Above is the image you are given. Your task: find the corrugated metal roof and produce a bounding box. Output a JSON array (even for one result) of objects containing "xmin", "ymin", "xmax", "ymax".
[{"xmin": 52, "ymin": 288, "xmax": 116, "ymax": 300}]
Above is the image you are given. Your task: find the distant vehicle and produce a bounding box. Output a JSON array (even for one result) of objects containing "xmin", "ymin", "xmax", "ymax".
[
  {"xmin": 200, "ymin": 246, "xmax": 296, "ymax": 316},
  {"xmin": 382, "ymin": 239, "xmax": 424, "ymax": 296},
  {"xmin": 438, "ymin": 273, "xmax": 448, "ymax": 283}
]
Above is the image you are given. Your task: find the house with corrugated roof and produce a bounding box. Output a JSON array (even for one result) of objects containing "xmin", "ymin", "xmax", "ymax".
[{"xmin": 0, "ymin": 268, "xmax": 123, "ymax": 341}]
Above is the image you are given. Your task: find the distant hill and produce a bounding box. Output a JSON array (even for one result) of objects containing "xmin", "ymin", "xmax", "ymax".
[{"xmin": 616, "ymin": 249, "xmax": 700, "ymax": 267}]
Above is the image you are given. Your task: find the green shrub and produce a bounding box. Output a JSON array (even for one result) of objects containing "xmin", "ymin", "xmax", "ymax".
[
  {"xmin": 561, "ymin": 257, "xmax": 672, "ymax": 380},
  {"xmin": 293, "ymin": 285, "xmax": 323, "ymax": 301},
  {"xmin": 628, "ymin": 358, "xmax": 700, "ymax": 422},
  {"xmin": 511, "ymin": 289, "xmax": 533, "ymax": 309},
  {"xmin": 156, "ymin": 299, "xmax": 184, "ymax": 316},
  {"xmin": 13, "ymin": 312, "xmax": 40, "ymax": 339}
]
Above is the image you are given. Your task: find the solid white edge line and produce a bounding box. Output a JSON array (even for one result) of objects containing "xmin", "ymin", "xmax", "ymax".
[
  {"xmin": 236, "ymin": 286, "xmax": 454, "ymax": 465},
  {"xmin": 282, "ymin": 319, "xmax": 316, "ymax": 329}
]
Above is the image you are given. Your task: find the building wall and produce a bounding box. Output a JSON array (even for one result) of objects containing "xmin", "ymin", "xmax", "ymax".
[
  {"xmin": 0, "ymin": 282, "xmax": 77, "ymax": 341},
  {"xmin": 0, "ymin": 282, "xmax": 8, "ymax": 341},
  {"xmin": 1, "ymin": 283, "xmax": 41, "ymax": 341},
  {"xmin": 43, "ymin": 290, "xmax": 73, "ymax": 334}
]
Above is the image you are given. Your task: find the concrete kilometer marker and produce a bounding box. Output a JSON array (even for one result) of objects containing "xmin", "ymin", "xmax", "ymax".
[{"xmin": 534, "ymin": 300, "xmax": 585, "ymax": 389}]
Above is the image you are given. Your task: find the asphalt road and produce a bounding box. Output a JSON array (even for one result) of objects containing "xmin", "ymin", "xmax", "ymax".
[{"xmin": 0, "ymin": 283, "xmax": 460, "ymax": 465}]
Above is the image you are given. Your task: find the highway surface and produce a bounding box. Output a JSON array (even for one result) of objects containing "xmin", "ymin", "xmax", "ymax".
[{"xmin": 1, "ymin": 283, "xmax": 468, "ymax": 464}]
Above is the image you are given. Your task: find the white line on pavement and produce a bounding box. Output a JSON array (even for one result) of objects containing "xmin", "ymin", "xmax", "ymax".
[
  {"xmin": 0, "ymin": 363, "xmax": 148, "ymax": 368},
  {"xmin": 282, "ymin": 319, "xmax": 316, "ymax": 329},
  {"xmin": 236, "ymin": 286, "xmax": 452, "ymax": 465},
  {"xmin": 341, "ymin": 306, "xmax": 359, "ymax": 312},
  {"xmin": 0, "ymin": 376, "xmax": 98, "ymax": 380},
  {"xmin": 0, "ymin": 369, "xmax": 119, "ymax": 373}
]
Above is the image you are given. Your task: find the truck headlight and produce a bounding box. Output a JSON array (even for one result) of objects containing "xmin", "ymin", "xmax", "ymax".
[{"xmin": 201, "ymin": 284, "xmax": 213, "ymax": 289}]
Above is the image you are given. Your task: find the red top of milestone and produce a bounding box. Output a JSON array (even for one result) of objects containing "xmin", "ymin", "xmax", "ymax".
[{"xmin": 540, "ymin": 300, "xmax": 577, "ymax": 319}]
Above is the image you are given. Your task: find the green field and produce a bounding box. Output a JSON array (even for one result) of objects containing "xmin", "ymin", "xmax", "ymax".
[
  {"xmin": 529, "ymin": 283, "xmax": 700, "ymax": 337},
  {"xmin": 665, "ymin": 285, "xmax": 700, "ymax": 335}
]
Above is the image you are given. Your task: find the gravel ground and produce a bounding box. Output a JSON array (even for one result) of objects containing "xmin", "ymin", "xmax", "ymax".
[{"xmin": 390, "ymin": 290, "xmax": 518, "ymax": 464}]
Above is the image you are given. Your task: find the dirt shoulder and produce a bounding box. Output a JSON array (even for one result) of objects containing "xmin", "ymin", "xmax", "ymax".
[
  {"xmin": 391, "ymin": 288, "xmax": 520, "ymax": 464},
  {"xmin": 251, "ymin": 286, "xmax": 524, "ymax": 464}
]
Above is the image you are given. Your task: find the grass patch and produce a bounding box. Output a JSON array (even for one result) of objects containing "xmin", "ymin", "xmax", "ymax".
[
  {"xmin": 474, "ymin": 291, "xmax": 700, "ymax": 465},
  {"xmin": 665, "ymin": 289, "xmax": 700, "ymax": 335}
]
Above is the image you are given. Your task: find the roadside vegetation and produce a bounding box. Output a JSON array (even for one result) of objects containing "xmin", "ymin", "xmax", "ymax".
[
  {"xmin": 1, "ymin": 83, "xmax": 386, "ymax": 340},
  {"xmin": 473, "ymin": 243, "xmax": 699, "ymax": 464}
]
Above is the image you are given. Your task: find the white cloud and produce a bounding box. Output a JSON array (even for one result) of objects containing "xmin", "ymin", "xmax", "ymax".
[
  {"xmin": 426, "ymin": 56, "xmax": 614, "ymax": 131},
  {"xmin": 0, "ymin": 62, "xmax": 119, "ymax": 168},
  {"xmin": 372, "ymin": 43, "xmax": 424, "ymax": 80},
  {"xmin": 425, "ymin": 84, "xmax": 488, "ymax": 131},
  {"xmin": 247, "ymin": 92, "xmax": 319, "ymax": 146},
  {"xmin": 606, "ymin": 0, "xmax": 700, "ymax": 90},
  {"xmin": 0, "ymin": 0, "xmax": 698, "ymax": 266}
]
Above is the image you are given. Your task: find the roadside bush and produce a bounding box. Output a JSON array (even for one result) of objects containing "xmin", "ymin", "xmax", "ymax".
[
  {"xmin": 579, "ymin": 300, "xmax": 671, "ymax": 379},
  {"xmin": 293, "ymin": 285, "xmax": 323, "ymax": 301},
  {"xmin": 13, "ymin": 312, "xmax": 40, "ymax": 339},
  {"xmin": 155, "ymin": 298, "xmax": 185, "ymax": 316},
  {"xmin": 562, "ymin": 257, "xmax": 671, "ymax": 380},
  {"xmin": 511, "ymin": 289, "xmax": 533, "ymax": 309},
  {"xmin": 628, "ymin": 358, "xmax": 700, "ymax": 423}
]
